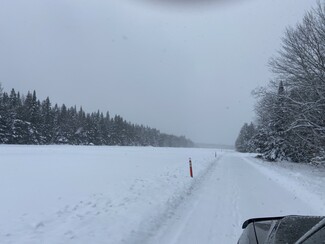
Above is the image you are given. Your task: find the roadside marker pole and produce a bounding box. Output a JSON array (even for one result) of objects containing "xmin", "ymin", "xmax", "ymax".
[{"xmin": 189, "ymin": 158, "xmax": 193, "ymax": 178}]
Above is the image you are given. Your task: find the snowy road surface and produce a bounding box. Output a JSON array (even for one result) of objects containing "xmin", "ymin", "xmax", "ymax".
[
  {"xmin": 0, "ymin": 146, "xmax": 324, "ymax": 244},
  {"xmin": 150, "ymin": 153, "xmax": 323, "ymax": 244}
]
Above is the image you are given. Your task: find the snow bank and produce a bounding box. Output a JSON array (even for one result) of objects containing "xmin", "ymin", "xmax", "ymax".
[
  {"xmin": 242, "ymin": 155, "xmax": 325, "ymax": 215},
  {"xmin": 0, "ymin": 145, "xmax": 219, "ymax": 244}
]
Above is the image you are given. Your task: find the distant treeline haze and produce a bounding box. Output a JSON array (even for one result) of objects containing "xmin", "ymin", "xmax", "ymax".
[
  {"xmin": 236, "ymin": 2, "xmax": 325, "ymax": 164},
  {"xmin": 0, "ymin": 85, "xmax": 194, "ymax": 147}
]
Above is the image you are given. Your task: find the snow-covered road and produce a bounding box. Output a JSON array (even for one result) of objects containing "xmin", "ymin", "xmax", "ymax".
[
  {"xmin": 0, "ymin": 146, "xmax": 324, "ymax": 244},
  {"xmin": 150, "ymin": 152, "xmax": 323, "ymax": 244}
]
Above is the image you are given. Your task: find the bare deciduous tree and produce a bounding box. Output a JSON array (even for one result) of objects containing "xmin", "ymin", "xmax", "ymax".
[{"xmin": 248, "ymin": 2, "xmax": 325, "ymax": 163}]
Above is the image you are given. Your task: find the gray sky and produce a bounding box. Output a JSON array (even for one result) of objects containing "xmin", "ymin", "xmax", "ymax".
[{"xmin": 0, "ymin": 0, "xmax": 318, "ymax": 145}]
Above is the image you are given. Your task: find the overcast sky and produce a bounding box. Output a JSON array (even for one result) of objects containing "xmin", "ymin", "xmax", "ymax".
[{"xmin": 0, "ymin": 0, "xmax": 318, "ymax": 145}]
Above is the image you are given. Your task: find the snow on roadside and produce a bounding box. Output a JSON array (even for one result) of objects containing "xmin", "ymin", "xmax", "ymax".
[
  {"xmin": 0, "ymin": 145, "xmax": 220, "ymax": 244},
  {"xmin": 2, "ymin": 146, "xmax": 323, "ymax": 244},
  {"xmin": 242, "ymin": 154, "xmax": 325, "ymax": 215}
]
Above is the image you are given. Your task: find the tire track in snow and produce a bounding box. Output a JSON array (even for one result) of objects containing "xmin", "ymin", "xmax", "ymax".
[
  {"xmin": 242, "ymin": 156, "xmax": 325, "ymax": 215},
  {"xmin": 143, "ymin": 153, "xmax": 243, "ymax": 244},
  {"xmin": 145, "ymin": 152, "xmax": 321, "ymax": 244},
  {"xmin": 124, "ymin": 155, "xmax": 224, "ymax": 244}
]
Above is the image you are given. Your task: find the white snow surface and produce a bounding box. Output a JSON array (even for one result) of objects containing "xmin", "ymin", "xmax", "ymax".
[{"xmin": 0, "ymin": 145, "xmax": 324, "ymax": 244}]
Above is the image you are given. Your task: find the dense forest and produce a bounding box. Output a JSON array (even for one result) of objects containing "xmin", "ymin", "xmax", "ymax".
[
  {"xmin": 236, "ymin": 3, "xmax": 325, "ymax": 164},
  {"xmin": 0, "ymin": 84, "xmax": 194, "ymax": 147}
]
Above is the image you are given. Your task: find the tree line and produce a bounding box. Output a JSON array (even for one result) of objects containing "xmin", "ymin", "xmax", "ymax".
[
  {"xmin": 0, "ymin": 85, "xmax": 194, "ymax": 147},
  {"xmin": 236, "ymin": 2, "xmax": 325, "ymax": 164}
]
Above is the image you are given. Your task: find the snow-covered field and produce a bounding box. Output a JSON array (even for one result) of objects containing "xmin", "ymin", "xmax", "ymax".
[{"xmin": 0, "ymin": 145, "xmax": 324, "ymax": 244}]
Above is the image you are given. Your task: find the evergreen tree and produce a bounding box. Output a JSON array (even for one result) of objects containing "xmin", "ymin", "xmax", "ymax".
[
  {"xmin": 40, "ymin": 97, "xmax": 54, "ymax": 144},
  {"xmin": 0, "ymin": 84, "xmax": 9, "ymax": 143},
  {"xmin": 0, "ymin": 84, "xmax": 194, "ymax": 147},
  {"xmin": 248, "ymin": 2, "xmax": 325, "ymax": 163},
  {"xmin": 235, "ymin": 122, "xmax": 256, "ymax": 152}
]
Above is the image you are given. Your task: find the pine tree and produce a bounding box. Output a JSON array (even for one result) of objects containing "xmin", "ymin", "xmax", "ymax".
[
  {"xmin": 40, "ymin": 97, "xmax": 54, "ymax": 144},
  {"xmin": 235, "ymin": 123, "xmax": 256, "ymax": 152},
  {"xmin": 0, "ymin": 84, "xmax": 9, "ymax": 143},
  {"xmin": 0, "ymin": 84, "xmax": 195, "ymax": 147}
]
